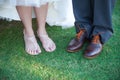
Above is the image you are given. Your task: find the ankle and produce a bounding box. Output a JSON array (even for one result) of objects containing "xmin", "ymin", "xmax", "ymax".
[
  {"xmin": 23, "ymin": 29, "xmax": 35, "ymax": 37},
  {"xmin": 37, "ymin": 31, "xmax": 48, "ymax": 36}
]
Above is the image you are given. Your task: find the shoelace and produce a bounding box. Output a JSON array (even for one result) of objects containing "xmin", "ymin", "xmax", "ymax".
[
  {"xmin": 92, "ymin": 35, "xmax": 100, "ymax": 44},
  {"xmin": 76, "ymin": 29, "xmax": 85, "ymax": 39}
]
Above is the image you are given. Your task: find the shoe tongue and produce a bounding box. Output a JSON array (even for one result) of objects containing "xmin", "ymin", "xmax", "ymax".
[
  {"xmin": 76, "ymin": 29, "xmax": 85, "ymax": 39},
  {"xmin": 92, "ymin": 35, "xmax": 100, "ymax": 43}
]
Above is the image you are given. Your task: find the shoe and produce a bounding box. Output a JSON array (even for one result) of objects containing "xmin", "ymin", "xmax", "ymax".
[
  {"xmin": 84, "ymin": 35, "xmax": 102, "ymax": 59},
  {"xmin": 23, "ymin": 30, "xmax": 41, "ymax": 55},
  {"xmin": 37, "ymin": 32, "xmax": 56, "ymax": 52},
  {"xmin": 67, "ymin": 29, "xmax": 87, "ymax": 52}
]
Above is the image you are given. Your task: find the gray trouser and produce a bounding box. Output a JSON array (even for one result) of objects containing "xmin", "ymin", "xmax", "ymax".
[{"xmin": 72, "ymin": 0, "xmax": 116, "ymax": 44}]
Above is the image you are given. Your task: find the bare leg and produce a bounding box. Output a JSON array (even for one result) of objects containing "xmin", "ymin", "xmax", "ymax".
[
  {"xmin": 34, "ymin": 3, "xmax": 56, "ymax": 52},
  {"xmin": 16, "ymin": 6, "xmax": 41, "ymax": 55}
]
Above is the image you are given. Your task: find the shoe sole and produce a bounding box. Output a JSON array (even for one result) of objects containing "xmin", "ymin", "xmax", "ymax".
[
  {"xmin": 66, "ymin": 47, "xmax": 82, "ymax": 53},
  {"xmin": 84, "ymin": 52, "xmax": 100, "ymax": 59}
]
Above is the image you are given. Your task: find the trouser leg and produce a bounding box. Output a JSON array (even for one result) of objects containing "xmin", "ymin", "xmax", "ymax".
[
  {"xmin": 92, "ymin": 0, "xmax": 116, "ymax": 44},
  {"xmin": 72, "ymin": 0, "xmax": 93, "ymax": 37}
]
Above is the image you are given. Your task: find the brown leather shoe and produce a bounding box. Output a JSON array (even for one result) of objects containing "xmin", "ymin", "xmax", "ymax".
[
  {"xmin": 84, "ymin": 35, "xmax": 102, "ymax": 59},
  {"xmin": 67, "ymin": 29, "xmax": 87, "ymax": 52}
]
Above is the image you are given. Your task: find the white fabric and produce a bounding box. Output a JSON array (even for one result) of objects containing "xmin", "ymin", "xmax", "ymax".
[
  {"xmin": 0, "ymin": 0, "xmax": 74, "ymax": 28},
  {"xmin": 0, "ymin": 0, "xmax": 59, "ymax": 7}
]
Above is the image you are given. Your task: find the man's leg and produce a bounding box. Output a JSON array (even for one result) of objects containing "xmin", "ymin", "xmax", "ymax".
[
  {"xmin": 67, "ymin": 0, "xmax": 93, "ymax": 52},
  {"xmin": 84, "ymin": 0, "xmax": 116, "ymax": 59},
  {"xmin": 72, "ymin": 0, "xmax": 93, "ymax": 35},
  {"xmin": 92, "ymin": 0, "xmax": 116, "ymax": 44}
]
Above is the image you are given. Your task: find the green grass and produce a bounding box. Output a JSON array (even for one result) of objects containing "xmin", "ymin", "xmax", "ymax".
[{"xmin": 0, "ymin": 1, "xmax": 120, "ymax": 80}]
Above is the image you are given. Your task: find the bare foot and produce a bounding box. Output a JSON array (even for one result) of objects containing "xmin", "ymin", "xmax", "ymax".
[
  {"xmin": 37, "ymin": 33, "xmax": 56, "ymax": 52},
  {"xmin": 23, "ymin": 31, "xmax": 41, "ymax": 55}
]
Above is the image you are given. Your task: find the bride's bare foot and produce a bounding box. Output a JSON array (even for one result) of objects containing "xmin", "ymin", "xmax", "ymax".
[
  {"xmin": 23, "ymin": 31, "xmax": 41, "ymax": 55},
  {"xmin": 37, "ymin": 33, "xmax": 56, "ymax": 52}
]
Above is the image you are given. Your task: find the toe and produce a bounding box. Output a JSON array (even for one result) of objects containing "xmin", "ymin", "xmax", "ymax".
[
  {"xmin": 46, "ymin": 47, "xmax": 51, "ymax": 52},
  {"xmin": 50, "ymin": 43, "xmax": 56, "ymax": 52},
  {"xmin": 26, "ymin": 48, "xmax": 40, "ymax": 55},
  {"xmin": 37, "ymin": 49, "xmax": 41, "ymax": 54}
]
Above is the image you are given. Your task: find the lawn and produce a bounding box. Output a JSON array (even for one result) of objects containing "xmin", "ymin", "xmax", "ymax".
[{"xmin": 0, "ymin": 1, "xmax": 120, "ymax": 80}]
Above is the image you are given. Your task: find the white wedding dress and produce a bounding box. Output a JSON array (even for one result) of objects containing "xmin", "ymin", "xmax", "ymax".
[{"xmin": 0, "ymin": 0, "xmax": 74, "ymax": 28}]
